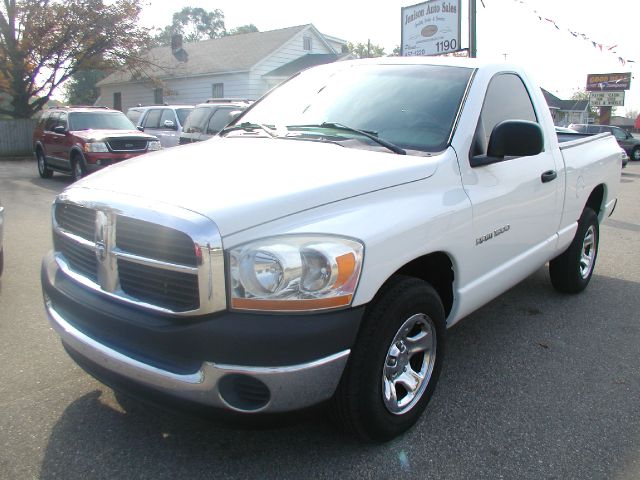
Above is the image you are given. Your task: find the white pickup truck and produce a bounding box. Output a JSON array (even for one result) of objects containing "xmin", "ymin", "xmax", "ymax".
[{"xmin": 42, "ymin": 58, "xmax": 622, "ymax": 441}]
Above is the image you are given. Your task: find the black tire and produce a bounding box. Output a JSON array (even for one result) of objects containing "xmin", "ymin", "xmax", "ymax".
[
  {"xmin": 330, "ymin": 276, "xmax": 446, "ymax": 442},
  {"xmin": 632, "ymin": 147, "xmax": 640, "ymax": 162},
  {"xmin": 549, "ymin": 207, "xmax": 599, "ymax": 294},
  {"xmin": 71, "ymin": 154, "xmax": 86, "ymax": 181},
  {"xmin": 36, "ymin": 149, "xmax": 53, "ymax": 178}
]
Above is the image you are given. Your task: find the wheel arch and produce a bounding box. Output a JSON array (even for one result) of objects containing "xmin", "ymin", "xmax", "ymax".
[
  {"xmin": 386, "ymin": 251, "xmax": 455, "ymax": 319},
  {"xmin": 69, "ymin": 146, "xmax": 85, "ymax": 161},
  {"xmin": 34, "ymin": 141, "xmax": 45, "ymax": 156},
  {"xmin": 585, "ymin": 183, "xmax": 605, "ymax": 219}
]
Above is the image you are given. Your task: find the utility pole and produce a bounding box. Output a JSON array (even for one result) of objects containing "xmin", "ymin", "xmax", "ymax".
[{"xmin": 469, "ymin": 0, "xmax": 477, "ymax": 58}]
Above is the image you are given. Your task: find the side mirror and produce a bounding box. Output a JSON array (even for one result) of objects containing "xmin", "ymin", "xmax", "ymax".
[
  {"xmin": 137, "ymin": 125, "xmax": 144, "ymax": 132},
  {"xmin": 471, "ymin": 120, "xmax": 543, "ymax": 167},
  {"xmin": 53, "ymin": 125, "xmax": 66, "ymax": 134},
  {"xmin": 163, "ymin": 120, "xmax": 176, "ymax": 130}
]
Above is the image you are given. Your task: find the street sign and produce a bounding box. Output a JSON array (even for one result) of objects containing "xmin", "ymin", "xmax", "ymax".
[
  {"xmin": 401, "ymin": 0, "xmax": 461, "ymax": 57},
  {"xmin": 586, "ymin": 73, "xmax": 632, "ymax": 92},
  {"xmin": 589, "ymin": 91, "xmax": 625, "ymax": 107}
]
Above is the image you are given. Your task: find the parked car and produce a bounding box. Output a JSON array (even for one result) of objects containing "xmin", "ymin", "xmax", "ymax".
[
  {"xmin": 569, "ymin": 123, "xmax": 640, "ymax": 161},
  {"xmin": 135, "ymin": 105, "xmax": 194, "ymax": 148},
  {"xmin": 554, "ymin": 126, "xmax": 578, "ymax": 133},
  {"xmin": 33, "ymin": 106, "xmax": 161, "ymax": 181},
  {"xmin": 556, "ymin": 126, "xmax": 627, "ymax": 168},
  {"xmin": 125, "ymin": 106, "xmax": 146, "ymax": 125},
  {"xmin": 620, "ymin": 148, "xmax": 629, "ymax": 168},
  {"xmin": 42, "ymin": 59, "xmax": 621, "ymax": 441},
  {"xmin": 0, "ymin": 200, "xmax": 4, "ymax": 277},
  {"xmin": 179, "ymin": 99, "xmax": 251, "ymax": 144}
]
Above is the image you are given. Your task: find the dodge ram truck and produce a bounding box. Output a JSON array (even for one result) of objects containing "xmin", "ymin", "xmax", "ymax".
[{"xmin": 42, "ymin": 58, "xmax": 622, "ymax": 441}]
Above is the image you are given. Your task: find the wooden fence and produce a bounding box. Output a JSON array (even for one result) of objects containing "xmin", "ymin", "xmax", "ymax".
[{"xmin": 0, "ymin": 119, "xmax": 37, "ymax": 156}]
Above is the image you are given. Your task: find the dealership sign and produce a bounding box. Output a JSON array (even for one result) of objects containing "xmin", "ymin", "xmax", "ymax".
[
  {"xmin": 589, "ymin": 91, "xmax": 625, "ymax": 107},
  {"xmin": 586, "ymin": 72, "xmax": 632, "ymax": 92},
  {"xmin": 401, "ymin": 0, "xmax": 461, "ymax": 56}
]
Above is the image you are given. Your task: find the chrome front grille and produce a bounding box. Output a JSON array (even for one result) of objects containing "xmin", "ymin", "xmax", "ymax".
[
  {"xmin": 54, "ymin": 203, "xmax": 95, "ymax": 241},
  {"xmin": 118, "ymin": 260, "xmax": 199, "ymax": 311},
  {"xmin": 106, "ymin": 139, "xmax": 148, "ymax": 152},
  {"xmin": 53, "ymin": 232, "xmax": 98, "ymax": 282},
  {"xmin": 52, "ymin": 193, "xmax": 226, "ymax": 316},
  {"xmin": 116, "ymin": 216, "xmax": 198, "ymax": 267}
]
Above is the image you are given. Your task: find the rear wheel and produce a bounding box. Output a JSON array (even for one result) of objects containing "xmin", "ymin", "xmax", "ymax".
[
  {"xmin": 71, "ymin": 154, "xmax": 86, "ymax": 181},
  {"xmin": 330, "ymin": 276, "xmax": 446, "ymax": 441},
  {"xmin": 549, "ymin": 207, "xmax": 599, "ymax": 293},
  {"xmin": 36, "ymin": 149, "xmax": 53, "ymax": 178}
]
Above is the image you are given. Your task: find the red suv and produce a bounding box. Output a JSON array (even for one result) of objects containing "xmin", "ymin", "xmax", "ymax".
[{"xmin": 33, "ymin": 106, "xmax": 161, "ymax": 180}]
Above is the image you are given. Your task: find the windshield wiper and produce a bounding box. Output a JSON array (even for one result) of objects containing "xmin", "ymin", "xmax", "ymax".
[
  {"xmin": 220, "ymin": 122, "xmax": 277, "ymax": 137},
  {"xmin": 287, "ymin": 122, "xmax": 406, "ymax": 155}
]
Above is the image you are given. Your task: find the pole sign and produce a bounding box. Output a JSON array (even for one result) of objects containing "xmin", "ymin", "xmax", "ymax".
[
  {"xmin": 401, "ymin": 0, "xmax": 461, "ymax": 56},
  {"xmin": 589, "ymin": 91, "xmax": 625, "ymax": 107},
  {"xmin": 586, "ymin": 72, "xmax": 632, "ymax": 92}
]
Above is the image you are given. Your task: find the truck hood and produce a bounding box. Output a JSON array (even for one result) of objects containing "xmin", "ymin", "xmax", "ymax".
[
  {"xmin": 72, "ymin": 129, "xmax": 157, "ymax": 141},
  {"xmin": 70, "ymin": 137, "xmax": 442, "ymax": 236}
]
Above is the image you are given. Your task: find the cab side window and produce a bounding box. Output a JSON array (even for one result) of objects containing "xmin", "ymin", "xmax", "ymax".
[
  {"xmin": 159, "ymin": 109, "xmax": 177, "ymax": 128},
  {"xmin": 472, "ymin": 74, "xmax": 538, "ymax": 156},
  {"xmin": 57, "ymin": 112, "xmax": 68, "ymax": 131},
  {"xmin": 45, "ymin": 112, "xmax": 59, "ymax": 132},
  {"xmin": 612, "ymin": 128, "xmax": 627, "ymax": 141},
  {"xmin": 143, "ymin": 109, "xmax": 162, "ymax": 129}
]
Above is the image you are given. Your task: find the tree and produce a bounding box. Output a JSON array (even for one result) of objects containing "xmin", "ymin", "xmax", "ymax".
[
  {"xmin": 347, "ymin": 41, "xmax": 386, "ymax": 59},
  {"xmin": 227, "ymin": 24, "xmax": 259, "ymax": 36},
  {"xmin": 64, "ymin": 68, "xmax": 108, "ymax": 105},
  {"xmin": 153, "ymin": 7, "xmax": 225, "ymax": 46},
  {"xmin": 0, "ymin": 0, "xmax": 151, "ymax": 118}
]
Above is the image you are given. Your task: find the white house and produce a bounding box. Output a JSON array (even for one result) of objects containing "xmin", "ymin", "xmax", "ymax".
[{"xmin": 97, "ymin": 24, "xmax": 349, "ymax": 111}]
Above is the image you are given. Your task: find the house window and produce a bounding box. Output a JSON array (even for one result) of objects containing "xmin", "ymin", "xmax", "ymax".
[
  {"xmin": 303, "ymin": 36, "xmax": 312, "ymax": 51},
  {"xmin": 113, "ymin": 92, "xmax": 122, "ymax": 111},
  {"xmin": 212, "ymin": 83, "xmax": 224, "ymax": 98},
  {"xmin": 154, "ymin": 88, "xmax": 163, "ymax": 104}
]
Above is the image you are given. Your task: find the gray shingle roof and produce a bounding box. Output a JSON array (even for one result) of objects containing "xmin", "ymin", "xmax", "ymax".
[
  {"xmin": 265, "ymin": 53, "xmax": 343, "ymax": 78},
  {"xmin": 99, "ymin": 25, "xmax": 311, "ymax": 86},
  {"xmin": 541, "ymin": 88, "xmax": 589, "ymax": 112}
]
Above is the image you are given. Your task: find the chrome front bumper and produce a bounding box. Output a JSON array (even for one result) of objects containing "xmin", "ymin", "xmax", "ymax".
[{"xmin": 46, "ymin": 300, "xmax": 350, "ymax": 413}]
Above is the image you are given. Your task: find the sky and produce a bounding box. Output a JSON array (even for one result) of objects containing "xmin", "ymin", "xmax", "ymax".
[{"xmin": 139, "ymin": 0, "xmax": 640, "ymax": 116}]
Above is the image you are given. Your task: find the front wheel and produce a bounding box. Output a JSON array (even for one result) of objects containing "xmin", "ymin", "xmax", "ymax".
[
  {"xmin": 330, "ymin": 276, "xmax": 446, "ymax": 441},
  {"xmin": 549, "ymin": 207, "xmax": 599, "ymax": 293},
  {"xmin": 71, "ymin": 155, "xmax": 86, "ymax": 182},
  {"xmin": 36, "ymin": 149, "xmax": 53, "ymax": 178},
  {"xmin": 632, "ymin": 147, "xmax": 640, "ymax": 162}
]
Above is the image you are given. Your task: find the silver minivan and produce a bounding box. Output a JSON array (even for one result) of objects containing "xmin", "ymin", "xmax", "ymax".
[{"xmin": 136, "ymin": 105, "xmax": 194, "ymax": 148}]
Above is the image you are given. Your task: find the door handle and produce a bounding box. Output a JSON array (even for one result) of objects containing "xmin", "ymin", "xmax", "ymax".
[{"xmin": 541, "ymin": 170, "xmax": 557, "ymax": 183}]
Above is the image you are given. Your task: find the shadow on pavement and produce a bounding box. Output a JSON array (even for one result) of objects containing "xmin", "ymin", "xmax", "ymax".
[{"xmin": 39, "ymin": 268, "xmax": 640, "ymax": 479}]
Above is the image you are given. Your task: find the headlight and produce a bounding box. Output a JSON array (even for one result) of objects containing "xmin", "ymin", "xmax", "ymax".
[
  {"xmin": 147, "ymin": 140, "xmax": 162, "ymax": 151},
  {"xmin": 228, "ymin": 235, "xmax": 364, "ymax": 312},
  {"xmin": 83, "ymin": 142, "xmax": 109, "ymax": 153}
]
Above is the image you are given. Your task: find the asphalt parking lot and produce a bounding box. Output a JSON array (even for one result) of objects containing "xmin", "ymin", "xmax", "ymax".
[{"xmin": 1, "ymin": 157, "xmax": 639, "ymax": 479}]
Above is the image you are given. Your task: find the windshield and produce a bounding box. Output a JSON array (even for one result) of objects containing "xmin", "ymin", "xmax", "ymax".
[
  {"xmin": 183, "ymin": 106, "xmax": 211, "ymax": 133},
  {"xmin": 69, "ymin": 112, "xmax": 136, "ymax": 131},
  {"xmin": 238, "ymin": 63, "xmax": 473, "ymax": 153},
  {"xmin": 176, "ymin": 108, "xmax": 193, "ymax": 125}
]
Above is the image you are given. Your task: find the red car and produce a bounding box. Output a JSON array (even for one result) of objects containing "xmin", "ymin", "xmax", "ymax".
[{"xmin": 33, "ymin": 106, "xmax": 161, "ymax": 180}]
